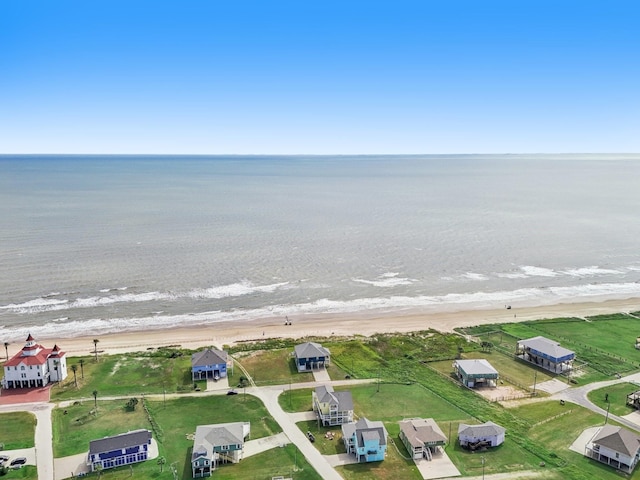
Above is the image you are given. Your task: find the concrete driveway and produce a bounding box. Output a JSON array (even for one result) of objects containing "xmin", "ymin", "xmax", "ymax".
[{"xmin": 244, "ymin": 432, "xmax": 290, "ymax": 457}]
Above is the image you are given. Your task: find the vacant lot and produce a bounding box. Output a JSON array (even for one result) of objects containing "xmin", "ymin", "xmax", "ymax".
[
  {"xmin": 233, "ymin": 348, "xmax": 315, "ymax": 385},
  {"xmin": 0, "ymin": 411, "xmax": 36, "ymax": 449}
]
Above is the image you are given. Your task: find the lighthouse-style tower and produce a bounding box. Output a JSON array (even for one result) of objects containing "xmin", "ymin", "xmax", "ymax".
[{"xmin": 2, "ymin": 334, "xmax": 67, "ymax": 389}]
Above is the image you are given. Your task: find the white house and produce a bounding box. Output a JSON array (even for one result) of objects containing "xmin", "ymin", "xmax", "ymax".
[
  {"xmin": 586, "ymin": 425, "xmax": 640, "ymax": 473},
  {"xmin": 458, "ymin": 421, "xmax": 505, "ymax": 449},
  {"xmin": 191, "ymin": 422, "xmax": 250, "ymax": 478},
  {"xmin": 2, "ymin": 334, "xmax": 67, "ymax": 389}
]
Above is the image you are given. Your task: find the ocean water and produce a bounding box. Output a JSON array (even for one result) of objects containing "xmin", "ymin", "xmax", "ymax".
[{"xmin": 1, "ymin": 154, "xmax": 640, "ymax": 342}]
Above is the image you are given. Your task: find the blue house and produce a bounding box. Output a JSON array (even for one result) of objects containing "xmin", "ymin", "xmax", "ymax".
[
  {"xmin": 294, "ymin": 342, "xmax": 330, "ymax": 372},
  {"xmin": 341, "ymin": 418, "xmax": 388, "ymax": 462},
  {"xmin": 516, "ymin": 336, "xmax": 575, "ymax": 373},
  {"xmin": 87, "ymin": 429, "xmax": 152, "ymax": 472},
  {"xmin": 191, "ymin": 348, "xmax": 232, "ymax": 381}
]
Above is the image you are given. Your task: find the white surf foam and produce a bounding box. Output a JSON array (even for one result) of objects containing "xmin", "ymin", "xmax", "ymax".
[
  {"xmin": 461, "ymin": 272, "xmax": 489, "ymax": 281},
  {"xmin": 352, "ymin": 272, "xmax": 414, "ymax": 287},
  {"xmin": 520, "ymin": 266, "xmax": 559, "ymax": 277}
]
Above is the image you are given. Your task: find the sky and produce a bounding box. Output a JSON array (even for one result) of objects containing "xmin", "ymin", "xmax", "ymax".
[{"xmin": 1, "ymin": 1, "xmax": 638, "ymax": 154}]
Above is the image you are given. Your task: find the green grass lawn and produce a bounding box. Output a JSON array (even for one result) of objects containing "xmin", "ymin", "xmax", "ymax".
[
  {"xmin": 233, "ymin": 348, "xmax": 315, "ymax": 385},
  {"xmin": 587, "ymin": 382, "xmax": 639, "ymax": 417},
  {"xmin": 0, "ymin": 466, "xmax": 38, "ymax": 480},
  {"xmin": 51, "ymin": 351, "xmax": 195, "ymax": 401},
  {"xmin": 297, "ymin": 420, "xmax": 346, "ymax": 455},
  {"xmin": 0, "ymin": 412, "xmax": 36, "ymax": 449},
  {"xmin": 279, "ymin": 387, "xmax": 314, "ymax": 413}
]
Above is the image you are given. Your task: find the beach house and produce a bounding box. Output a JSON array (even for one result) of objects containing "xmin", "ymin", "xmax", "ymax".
[
  {"xmin": 585, "ymin": 425, "xmax": 640, "ymax": 473},
  {"xmin": 399, "ymin": 418, "xmax": 447, "ymax": 461},
  {"xmin": 312, "ymin": 385, "xmax": 354, "ymax": 426},
  {"xmin": 341, "ymin": 418, "xmax": 388, "ymax": 462},
  {"xmin": 453, "ymin": 359, "xmax": 499, "ymax": 388},
  {"xmin": 191, "ymin": 422, "xmax": 250, "ymax": 478},
  {"xmin": 458, "ymin": 421, "xmax": 505, "ymax": 449},
  {"xmin": 1, "ymin": 334, "xmax": 67, "ymax": 389},
  {"xmin": 294, "ymin": 342, "xmax": 330, "ymax": 372},
  {"xmin": 191, "ymin": 348, "xmax": 232, "ymax": 381},
  {"xmin": 515, "ymin": 336, "xmax": 575, "ymax": 373},
  {"xmin": 87, "ymin": 429, "xmax": 152, "ymax": 472}
]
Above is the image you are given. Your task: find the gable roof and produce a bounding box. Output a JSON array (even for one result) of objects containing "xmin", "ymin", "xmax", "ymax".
[
  {"xmin": 191, "ymin": 422, "xmax": 250, "ymax": 462},
  {"xmin": 518, "ymin": 336, "xmax": 575, "ymax": 361},
  {"xmin": 295, "ymin": 342, "xmax": 330, "ymax": 359},
  {"xmin": 191, "ymin": 348, "xmax": 228, "ymax": 368},
  {"xmin": 314, "ymin": 385, "xmax": 353, "ymax": 411},
  {"xmin": 458, "ymin": 421, "xmax": 505, "ymax": 438},
  {"xmin": 593, "ymin": 425, "xmax": 640, "ymax": 457},
  {"xmin": 4, "ymin": 334, "xmax": 66, "ymax": 368},
  {"xmin": 455, "ymin": 359, "xmax": 498, "ymax": 376},
  {"xmin": 342, "ymin": 417, "xmax": 388, "ymax": 447},
  {"xmin": 89, "ymin": 430, "xmax": 152, "ymax": 455},
  {"xmin": 399, "ymin": 418, "xmax": 447, "ymax": 447}
]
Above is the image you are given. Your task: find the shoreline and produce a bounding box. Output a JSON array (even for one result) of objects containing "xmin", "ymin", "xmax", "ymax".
[{"xmin": 9, "ymin": 297, "xmax": 638, "ymax": 358}]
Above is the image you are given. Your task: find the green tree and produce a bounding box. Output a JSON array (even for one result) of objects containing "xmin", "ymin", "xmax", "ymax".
[
  {"xmin": 157, "ymin": 456, "xmax": 166, "ymax": 473},
  {"xmin": 3, "ymin": 342, "xmax": 8, "ymax": 361},
  {"xmin": 79, "ymin": 358, "xmax": 85, "ymax": 378},
  {"xmin": 93, "ymin": 339, "xmax": 99, "ymax": 361},
  {"xmin": 92, "ymin": 390, "xmax": 98, "ymax": 410}
]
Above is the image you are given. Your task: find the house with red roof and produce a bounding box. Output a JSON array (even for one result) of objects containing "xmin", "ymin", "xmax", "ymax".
[{"xmin": 1, "ymin": 334, "xmax": 67, "ymax": 389}]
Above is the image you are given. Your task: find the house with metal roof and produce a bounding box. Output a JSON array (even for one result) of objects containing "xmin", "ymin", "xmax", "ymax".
[
  {"xmin": 399, "ymin": 418, "xmax": 447, "ymax": 461},
  {"xmin": 312, "ymin": 385, "xmax": 354, "ymax": 426},
  {"xmin": 515, "ymin": 336, "xmax": 575, "ymax": 373},
  {"xmin": 458, "ymin": 421, "xmax": 505, "ymax": 449},
  {"xmin": 585, "ymin": 425, "xmax": 640, "ymax": 473},
  {"xmin": 294, "ymin": 342, "xmax": 330, "ymax": 372},
  {"xmin": 1, "ymin": 334, "xmax": 67, "ymax": 389},
  {"xmin": 453, "ymin": 359, "xmax": 499, "ymax": 388},
  {"xmin": 87, "ymin": 429, "xmax": 152, "ymax": 472},
  {"xmin": 191, "ymin": 348, "xmax": 233, "ymax": 381},
  {"xmin": 341, "ymin": 418, "xmax": 388, "ymax": 463},
  {"xmin": 191, "ymin": 422, "xmax": 250, "ymax": 478}
]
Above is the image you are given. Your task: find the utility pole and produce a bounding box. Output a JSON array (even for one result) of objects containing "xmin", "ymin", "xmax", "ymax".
[
  {"xmin": 533, "ymin": 371, "xmax": 537, "ymax": 396},
  {"xmin": 605, "ymin": 400, "xmax": 611, "ymax": 424},
  {"xmin": 481, "ymin": 456, "xmax": 485, "ymax": 480}
]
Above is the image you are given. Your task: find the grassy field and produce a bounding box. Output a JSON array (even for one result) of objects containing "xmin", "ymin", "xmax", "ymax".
[
  {"xmin": 0, "ymin": 412, "xmax": 36, "ymax": 449},
  {"xmin": 233, "ymin": 348, "xmax": 315, "ymax": 385},
  {"xmin": 279, "ymin": 387, "xmax": 314, "ymax": 413},
  {"xmin": 51, "ymin": 349, "xmax": 196, "ymax": 401},
  {"xmin": 587, "ymin": 382, "xmax": 640, "ymax": 417},
  {"xmin": 0, "ymin": 466, "xmax": 38, "ymax": 479}
]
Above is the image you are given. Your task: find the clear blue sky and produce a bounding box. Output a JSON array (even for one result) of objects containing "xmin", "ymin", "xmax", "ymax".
[{"xmin": 1, "ymin": 1, "xmax": 638, "ymax": 154}]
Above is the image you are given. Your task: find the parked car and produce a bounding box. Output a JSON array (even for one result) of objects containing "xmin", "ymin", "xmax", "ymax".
[
  {"xmin": 10, "ymin": 457, "xmax": 27, "ymax": 468},
  {"xmin": 227, "ymin": 389, "xmax": 238, "ymax": 395},
  {"xmin": 0, "ymin": 455, "xmax": 9, "ymax": 463},
  {"xmin": 307, "ymin": 431, "xmax": 315, "ymax": 442}
]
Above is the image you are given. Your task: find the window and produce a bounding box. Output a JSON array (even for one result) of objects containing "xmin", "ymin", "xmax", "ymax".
[{"xmin": 21, "ymin": 366, "xmax": 25, "ymax": 370}]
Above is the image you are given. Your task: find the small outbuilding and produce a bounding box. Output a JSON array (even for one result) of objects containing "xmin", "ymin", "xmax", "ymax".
[
  {"xmin": 453, "ymin": 359, "xmax": 499, "ymax": 388},
  {"xmin": 458, "ymin": 421, "xmax": 505, "ymax": 450},
  {"xmin": 515, "ymin": 336, "xmax": 575, "ymax": 373}
]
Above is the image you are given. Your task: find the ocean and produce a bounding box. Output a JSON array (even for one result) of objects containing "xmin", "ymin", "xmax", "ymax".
[{"xmin": 2, "ymin": 154, "xmax": 640, "ymax": 342}]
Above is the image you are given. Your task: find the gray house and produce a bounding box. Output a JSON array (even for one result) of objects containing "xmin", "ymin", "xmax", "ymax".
[
  {"xmin": 294, "ymin": 342, "xmax": 330, "ymax": 372},
  {"xmin": 399, "ymin": 418, "xmax": 447, "ymax": 461},
  {"xmin": 585, "ymin": 425, "xmax": 640, "ymax": 473},
  {"xmin": 312, "ymin": 385, "xmax": 354, "ymax": 426},
  {"xmin": 515, "ymin": 336, "xmax": 575, "ymax": 373},
  {"xmin": 191, "ymin": 348, "xmax": 232, "ymax": 381},
  {"xmin": 87, "ymin": 429, "xmax": 152, "ymax": 472},
  {"xmin": 458, "ymin": 421, "xmax": 505, "ymax": 449},
  {"xmin": 191, "ymin": 422, "xmax": 250, "ymax": 478},
  {"xmin": 454, "ymin": 359, "xmax": 499, "ymax": 388}
]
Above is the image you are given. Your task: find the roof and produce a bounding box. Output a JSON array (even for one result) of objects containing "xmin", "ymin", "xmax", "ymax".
[
  {"xmin": 399, "ymin": 418, "xmax": 447, "ymax": 447},
  {"xmin": 518, "ymin": 336, "xmax": 575, "ymax": 362},
  {"xmin": 592, "ymin": 425, "xmax": 640, "ymax": 457},
  {"xmin": 294, "ymin": 342, "xmax": 330, "ymax": 359},
  {"xmin": 4, "ymin": 334, "xmax": 66, "ymax": 367},
  {"xmin": 458, "ymin": 421, "xmax": 505, "ymax": 438},
  {"xmin": 89, "ymin": 430, "xmax": 152, "ymax": 455},
  {"xmin": 342, "ymin": 417, "xmax": 388, "ymax": 446},
  {"xmin": 314, "ymin": 385, "xmax": 353, "ymax": 411},
  {"xmin": 455, "ymin": 359, "xmax": 498, "ymax": 376},
  {"xmin": 191, "ymin": 422, "xmax": 250, "ymax": 462},
  {"xmin": 191, "ymin": 348, "xmax": 228, "ymax": 368}
]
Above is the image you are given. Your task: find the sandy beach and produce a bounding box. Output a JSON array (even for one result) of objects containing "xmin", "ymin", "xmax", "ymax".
[{"xmin": 11, "ymin": 297, "xmax": 637, "ymax": 359}]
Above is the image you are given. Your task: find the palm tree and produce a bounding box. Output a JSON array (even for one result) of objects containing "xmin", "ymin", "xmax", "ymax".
[
  {"xmin": 3, "ymin": 342, "xmax": 8, "ymax": 361},
  {"xmin": 79, "ymin": 358, "xmax": 85, "ymax": 379},
  {"xmin": 157, "ymin": 456, "xmax": 166, "ymax": 473},
  {"xmin": 92, "ymin": 390, "xmax": 98, "ymax": 410},
  {"xmin": 71, "ymin": 364, "xmax": 78, "ymax": 387},
  {"xmin": 93, "ymin": 339, "xmax": 99, "ymax": 361}
]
